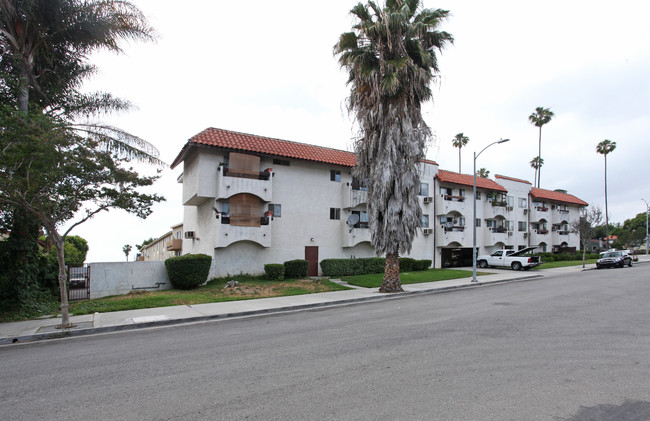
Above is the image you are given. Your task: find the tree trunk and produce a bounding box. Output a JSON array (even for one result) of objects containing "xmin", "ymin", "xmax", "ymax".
[
  {"xmin": 52, "ymin": 233, "xmax": 71, "ymax": 328},
  {"xmin": 603, "ymin": 154, "xmax": 609, "ymax": 243},
  {"xmin": 582, "ymin": 239, "xmax": 586, "ymax": 268},
  {"xmin": 380, "ymin": 252, "xmax": 403, "ymax": 293},
  {"xmin": 458, "ymin": 147, "xmax": 461, "ymax": 174},
  {"xmin": 537, "ymin": 126, "xmax": 542, "ymax": 188}
]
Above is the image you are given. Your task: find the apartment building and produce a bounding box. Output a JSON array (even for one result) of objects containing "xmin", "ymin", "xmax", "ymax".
[
  {"xmin": 171, "ymin": 128, "xmax": 587, "ymax": 277},
  {"xmin": 139, "ymin": 223, "xmax": 184, "ymax": 261}
]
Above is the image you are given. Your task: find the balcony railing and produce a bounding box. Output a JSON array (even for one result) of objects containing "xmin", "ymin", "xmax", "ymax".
[
  {"xmin": 442, "ymin": 194, "xmax": 465, "ymax": 202},
  {"xmin": 535, "ymin": 206, "xmax": 549, "ymax": 212},
  {"xmin": 220, "ymin": 215, "xmax": 270, "ymax": 225},
  {"xmin": 223, "ymin": 167, "xmax": 272, "ymax": 180},
  {"xmin": 442, "ymin": 225, "xmax": 465, "ymax": 232},
  {"xmin": 491, "ymin": 200, "xmax": 508, "ymax": 207},
  {"xmin": 490, "ymin": 226, "xmax": 508, "ymax": 233},
  {"xmin": 537, "ymin": 229, "xmax": 549, "ymax": 235},
  {"xmin": 166, "ymin": 239, "xmax": 182, "ymax": 251}
]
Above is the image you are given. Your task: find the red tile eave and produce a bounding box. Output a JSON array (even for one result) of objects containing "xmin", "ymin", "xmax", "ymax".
[
  {"xmin": 530, "ymin": 187, "xmax": 588, "ymax": 207},
  {"xmin": 495, "ymin": 174, "xmax": 532, "ymax": 185},
  {"xmin": 436, "ymin": 169, "xmax": 507, "ymax": 192},
  {"xmin": 171, "ymin": 127, "xmax": 440, "ymax": 170}
]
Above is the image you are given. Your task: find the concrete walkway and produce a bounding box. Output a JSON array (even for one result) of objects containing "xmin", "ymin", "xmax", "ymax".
[{"xmin": 2, "ymin": 256, "xmax": 647, "ymax": 345}]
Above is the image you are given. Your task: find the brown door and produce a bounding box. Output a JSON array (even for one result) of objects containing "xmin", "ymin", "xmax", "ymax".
[{"xmin": 305, "ymin": 246, "xmax": 319, "ymax": 277}]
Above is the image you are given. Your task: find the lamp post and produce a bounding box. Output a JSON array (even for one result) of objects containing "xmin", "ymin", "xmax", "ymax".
[
  {"xmin": 472, "ymin": 138, "xmax": 510, "ymax": 282},
  {"xmin": 643, "ymin": 199, "xmax": 649, "ymax": 256}
]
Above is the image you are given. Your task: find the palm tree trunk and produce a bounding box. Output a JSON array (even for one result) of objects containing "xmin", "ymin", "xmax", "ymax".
[
  {"xmin": 458, "ymin": 147, "xmax": 461, "ymax": 173},
  {"xmin": 604, "ymin": 154, "xmax": 609, "ymax": 244},
  {"xmin": 380, "ymin": 252, "xmax": 403, "ymax": 293},
  {"xmin": 537, "ymin": 126, "xmax": 542, "ymax": 188}
]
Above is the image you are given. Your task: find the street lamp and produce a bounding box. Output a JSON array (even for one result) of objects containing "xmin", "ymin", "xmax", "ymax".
[
  {"xmin": 643, "ymin": 199, "xmax": 649, "ymax": 256},
  {"xmin": 472, "ymin": 138, "xmax": 510, "ymax": 282}
]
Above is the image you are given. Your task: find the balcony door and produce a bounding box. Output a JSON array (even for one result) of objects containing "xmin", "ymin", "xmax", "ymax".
[{"xmin": 305, "ymin": 246, "xmax": 319, "ymax": 277}]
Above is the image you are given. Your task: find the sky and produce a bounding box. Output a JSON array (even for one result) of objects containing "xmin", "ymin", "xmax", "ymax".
[{"xmin": 72, "ymin": 0, "xmax": 650, "ymax": 262}]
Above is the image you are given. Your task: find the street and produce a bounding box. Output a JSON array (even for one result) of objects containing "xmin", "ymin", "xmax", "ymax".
[{"xmin": 1, "ymin": 266, "xmax": 649, "ymax": 420}]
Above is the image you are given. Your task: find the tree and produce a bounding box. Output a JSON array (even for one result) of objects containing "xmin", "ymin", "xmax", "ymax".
[
  {"xmin": 596, "ymin": 139, "xmax": 616, "ymax": 244},
  {"xmin": 529, "ymin": 156, "xmax": 543, "ymax": 184},
  {"xmin": 452, "ymin": 133, "xmax": 469, "ymax": 173},
  {"xmin": 0, "ymin": 107, "xmax": 164, "ymax": 327},
  {"xmin": 528, "ymin": 106, "xmax": 553, "ymax": 188},
  {"xmin": 335, "ymin": 0, "xmax": 453, "ymax": 292},
  {"xmin": 571, "ymin": 206, "xmax": 602, "ymax": 267},
  {"xmin": 123, "ymin": 244, "xmax": 132, "ymax": 261},
  {"xmin": 476, "ymin": 167, "xmax": 490, "ymax": 178}
]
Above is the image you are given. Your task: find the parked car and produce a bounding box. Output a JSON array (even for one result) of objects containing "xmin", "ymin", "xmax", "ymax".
[
  {"xmin": 596, "ymin": 251, "xmax": 632, "ymax": 269},
  {"xmin": 477, "ymin": 247, "xmax": 542, "ymax": 271}
]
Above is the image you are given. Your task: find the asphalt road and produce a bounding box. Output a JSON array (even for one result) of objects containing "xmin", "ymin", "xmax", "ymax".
[{"xmin": 1, "ymin": 266, "xmax": 649, "ymax": 421}]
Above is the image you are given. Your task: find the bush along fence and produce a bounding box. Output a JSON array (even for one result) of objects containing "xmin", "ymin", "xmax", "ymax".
[
  {"xmin": 320, "ymin": 257, "xmax": 432, "ymax": 277},
  {"xmin": 165, "ymin": 254, "xmax": 212, "ymax": 289}
]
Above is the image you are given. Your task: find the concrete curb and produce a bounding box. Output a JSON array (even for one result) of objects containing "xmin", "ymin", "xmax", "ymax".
[{"xmin": 0, "ymin": 274, "xmax": 543, "ymax": 346}]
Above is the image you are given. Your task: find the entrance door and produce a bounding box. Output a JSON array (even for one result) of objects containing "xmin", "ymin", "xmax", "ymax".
[{"xmin": 305, "ymin": 246, "xmax": 319, "ymax": 277}]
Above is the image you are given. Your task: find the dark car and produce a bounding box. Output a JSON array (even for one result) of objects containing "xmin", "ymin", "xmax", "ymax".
[{"xmin": 596, "ymin": 251, "xmax": 632, "ymax": 269}]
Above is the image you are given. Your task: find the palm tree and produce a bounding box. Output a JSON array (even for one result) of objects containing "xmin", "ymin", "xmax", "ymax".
[
  {"xmin": 596, "ymin": 139, "xmax": 616, "ymax": 243},
  {"xmin": 0, "ymin": 0, "xmax": 161, "ymax": 163},
  {"xmin": 335, "ymin": 0, "xmax": 453, "ymax": 292},
  {"xmin": 476, "ymin": 167, "xmax": 490, "ymax": 178},
  {"xmin": 123, "ymin": 244, "xmax": 132, "ymax": 262},
  {"xmin": 452, "ymin": 133, "xmax": 469, "ymax": 173},
  {"xmin": 530, "ymin": 156, "xmax": 544, "ymax": 183},
  {"xmin": 528, "ymin": 106, "xmax": 554, "ymax": 188}
]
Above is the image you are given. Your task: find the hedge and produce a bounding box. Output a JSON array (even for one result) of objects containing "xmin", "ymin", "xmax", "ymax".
[
  {"xmin": 264, "ymin": 264, "xmax": 284, "ymax": 280},
  {"xmin": 284, "ymin": 259, "xmax": 309, "ymax": 278},
  {"xmin": 165, "ymin": 254, "xmax": 212, "ymax": 290},
  {"xmin": 320, "ymin": 257, "xmax": 431, "ymax": 276}
]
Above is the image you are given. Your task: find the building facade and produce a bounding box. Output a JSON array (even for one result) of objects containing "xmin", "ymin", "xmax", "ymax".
[
  {"xmin": 171, "ymin": 128, "xmax": 587, "ymax": 277},
  {"xmin": 139, "ymin": 223, "xmax": 184, "ymax": 262}
]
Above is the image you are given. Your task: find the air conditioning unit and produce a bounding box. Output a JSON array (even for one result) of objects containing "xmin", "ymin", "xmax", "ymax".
[
  {"xmin": 507, "ymin": 206, "xmax": 513, "ymax": 211},
  {"xmin": 423, "ymin": 196, "xmax": 433, "ymax": 204},
  {"xmin": 523, "ymin": 209, "xmax": 528, "ymax": 214},
  {"xmin": 184, "ymin": 231, "xmax": 195, "ymax": 239},
  {"xmin": 507, "ymin": 231, "xmax": 513, "ymax": 236},
  {"xmin": 423, "ymin": 228, "xmax": 433, "ymax": 235},
  {"xmin": 524, "ymin": 233, "xmax": 528, "ymax": 238}
]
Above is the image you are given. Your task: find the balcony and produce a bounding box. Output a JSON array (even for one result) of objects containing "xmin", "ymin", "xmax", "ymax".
[
  {"xmin": 342, "ymin": 183, "xmax": 368, "ymax": 209},
  {"xmin": 166, "ymin": 239, "xmax": 182, "ymax": 251},
  {"xmin": 439, "ymin": 195, "xmax": 466, "ymax": 214},
  {"xmin": 215, "ymin": 215, "xmax": 272, "ymax": 248},
  {"xmin": 439, "ymin": 225, "xmax": 466, "ymax": 245},
  {"xmin": 342, "ymin": 224, "xmax": 371, "ymax": 247},
  {"xmin": 216, "ymin": 166, "xmax": 272, "ymax": 202}
]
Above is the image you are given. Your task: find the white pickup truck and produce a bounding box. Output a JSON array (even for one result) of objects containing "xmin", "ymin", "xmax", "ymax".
[{"xmin": 477, "ymin": 247, "xmax": 541, "ymax": 271}]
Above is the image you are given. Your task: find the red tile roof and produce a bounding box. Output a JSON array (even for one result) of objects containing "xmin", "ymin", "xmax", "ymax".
[
  {"xmin": 171, "ymin": 128, "xmax": 357, "ymax": 168},
  {"xmin": 530, "ymin": 187, "xmax": 588, "ymax": 206},
  {"xmin": 495, "ymin": 174, "xmax": 532, "ymax": 185},
  {"xmin": 172, "ymin": 128, "xmax": 440, "ymax": 169},
  {"xmin": 436, "ymin": 169, "xmax": 507, "ymax": 192}
]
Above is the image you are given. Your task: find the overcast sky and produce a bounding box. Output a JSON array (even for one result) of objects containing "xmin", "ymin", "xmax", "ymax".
[{"xmin": 72, "ymin": 0, "xmax": 650, "ymax": 262}]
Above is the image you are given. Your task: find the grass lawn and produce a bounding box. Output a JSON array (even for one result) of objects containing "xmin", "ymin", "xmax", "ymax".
[
  {"xmin": 534, "ymin": 259, "xmax": 598, "ymax": 270},
  {"xmin": 342, "ymin": 268, "xmax": 491, "ymax": 289},
  {"xmin": 68, "ymin": 276, "xmax": 350, "ymax": 316}
]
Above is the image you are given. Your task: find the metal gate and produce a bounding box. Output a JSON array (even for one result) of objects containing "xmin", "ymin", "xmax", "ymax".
[{"xmin": 68, "ymin": 265, "xmax": 90, "ymax": 301}]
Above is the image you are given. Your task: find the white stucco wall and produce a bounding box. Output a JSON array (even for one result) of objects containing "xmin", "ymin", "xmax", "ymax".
[{"xmin": 89, "ymin": 261, "xmax": 170, "ymax": 299}]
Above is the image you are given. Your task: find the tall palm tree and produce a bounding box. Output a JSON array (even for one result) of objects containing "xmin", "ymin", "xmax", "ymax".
[
  {"xmin": 452, "ymin": 132, "xmax": 469, "ymax": 173},
  {"xmin": 476, "ymin": 167, "xmax": 490, "ymax": 178},
  {"xmin": 596, "ymin": 139, "xmax": 616, "ymax": 243},
  {"xmin": 528, "ymin": 106, "xmax": 554, "ymax": 188},
  {"xmin": 335, "ymin": 0, "xmax": 453, "ymax": 292},
  {"xmin": 530, "ymin": 156, "xmax": 543, "ymax": 183}
]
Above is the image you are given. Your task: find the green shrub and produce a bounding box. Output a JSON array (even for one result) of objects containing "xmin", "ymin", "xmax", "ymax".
[
  {"xmin": 414, "ymin": 259, "xmax": 432, "ymax": 271},
  {"xmin": 284, "ymin": 259, "xmax": 309, "ymax": 278},
  {"xmin": 320, "ymin": 257, "xmax": 385, "ymax": 277},
  {"xmin": 399, "ymin": 258, "xmax": 416, "ymax": 272},
  {"xmin": 264, "ymin": 264, "xmax": 284, "ymax": 280},
  {"xmin": 165, "ymin": 254, "xmax": 212, "ymax": 290}
]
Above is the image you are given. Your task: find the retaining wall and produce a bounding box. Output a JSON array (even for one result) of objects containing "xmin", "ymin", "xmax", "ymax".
[{"xmin": 89, "ymin": 261, "xmax": 171, "ymax": 299}]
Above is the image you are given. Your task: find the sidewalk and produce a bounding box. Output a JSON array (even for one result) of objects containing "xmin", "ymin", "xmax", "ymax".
[{"xmin": 2, "ymin": 257, "xmax": 647, "ymax": 345}]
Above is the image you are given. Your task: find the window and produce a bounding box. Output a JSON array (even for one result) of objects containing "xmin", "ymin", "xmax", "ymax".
[
  {"xmin": 268, "ymin": 203, "xmax": 281, "ymax": 217},
  {"xmin": 518, "ymin": 221, "xmax": 527, "ymax": 231},
  {"xmin": 475, "ymin": 218, "xmax": 481, "ymax": 227},
  {"xmin": 518, "ymin": 245, "xmax": 526, "ymax": 251},
  {"xmin": 352, "ymin": 177, "xmax": 368, "ymax": 191},
  {"xmin": 352, "ymin": 210, "xmax": 368, "ymax": 228},
  {"xmin": 475, "ymin": 190, "xmax": 481, "ymax": 200},
  {"xmin": 519, "ymin": 197, "xmax": 527, "ymax": 208},
  {"xmin": 420, "ymin": 183, "xmax": 430, "ymax": 196},
  {"xmin": 440, "ymin": 187, "xmax": 452, "ymax": 199},
  {"xmin": 272, "ymin": 158, "xmax": 290, "ymax": 166},
  {"xmin": 421, "ymin": 214, "xmax": 430, "ymax": 228},
  {"xmin": 507, "ymin": 195, "xmax": 514, "ymax": 207},
  {"xmin": 486, "ymin": 219, "xmax": 498, "ymax": 229},
  {"xmin": 330, "ymin": 208, "xmax": 341, "ymax": 220},
  {"xmin": 459, "ymin": 189, "xmax": 465, "ymax": 198},
  {"xmin": 330, "ymin": 170, "xmax": 341, "ymax": 182}
]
